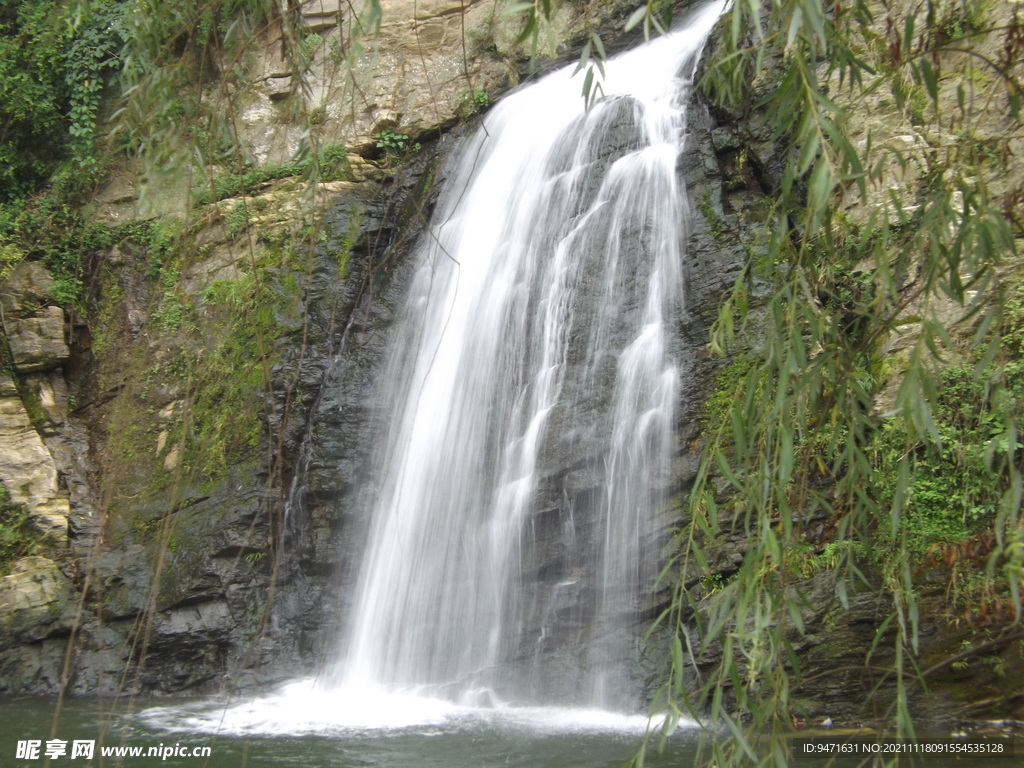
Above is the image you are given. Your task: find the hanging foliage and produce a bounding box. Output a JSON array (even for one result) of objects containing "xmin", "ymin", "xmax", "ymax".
[{"xmin": 630, "ymin": 0, "xmax": 1024, "ymax": 765}]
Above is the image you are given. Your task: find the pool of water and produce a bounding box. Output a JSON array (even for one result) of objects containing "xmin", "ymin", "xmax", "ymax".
[
  {"xmin": 0, "ymin": 687, "xmax": 701, "ymax": 767},
  {"xmin": 4, "ymin": 688, "xmax": 1021, "ymax": 767}
]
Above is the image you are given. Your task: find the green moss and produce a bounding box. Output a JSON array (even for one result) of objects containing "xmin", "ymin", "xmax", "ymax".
[
  {"xmin": 0, "ymin": 484, "xmax": 42, "ymax": 575},
  {"xmin": 1001, "ymin": 283, "xmax": 1024, "ymax": 357},
  {"xmin": 89, "ymin": 182, "xmax": 338, "ymax": 547},
  {"xmin": 334, "ymin": 215, "xmax": 361, "ymax": 279},
  {"xmin": 698, "ymin": 192, "xmax": 725, "ymax": 242},
  {"xmin": 185, "ymin": 344, "xmax": 265, "ymax": 479},
  {"xmin": 701, "ymin": 354, "xmax": 759, "ymax": 435},
  {"xmin": 0, "ymin": 242, "xmax": 23, "ymax": 281},
  {"xmin": 151, "ymin": 289, "xmax": 193, "ymax": 333},
  {"xmin": 15, "ymin": 378, "xmax": 47, "ymax": 431},
  {"xmin": 182, "ymin": 262, "xmax": 304, "ymax": 478},
  {"xmin": 104, "ymin": 383, "xmax": 165, "ymax": 491},
  {"xmin": 936, "ymin": 0, "xmax": 989, "ymax": 41},
  {"xmin": 787, "ymin": 539, "xmax": 867, "ymax": 579},
  {"xmin": 194, "ymin": 162, "xmax": 307, "ymax": 207},
  {"xmin": 90, "ymin": 278, "xmax": 123, "ymax": 357},
  {"xmin": 954, "ymin": 129, "xmax": 1006, "ymax": 172}
]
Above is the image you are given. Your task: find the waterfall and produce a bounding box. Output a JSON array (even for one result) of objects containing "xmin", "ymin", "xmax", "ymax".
[
  {"xmin": 330, "ymin": 1, "xmax": 724, "ymax": 712},
  {"xmin": 137, "ymin": 3, "xmax": 725, "ymax": 739}
]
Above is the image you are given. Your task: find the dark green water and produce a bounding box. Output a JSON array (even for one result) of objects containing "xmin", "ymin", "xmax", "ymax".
[{"xmin": 0, "ymin": 694, "xmax": 702, "ymax": 767}]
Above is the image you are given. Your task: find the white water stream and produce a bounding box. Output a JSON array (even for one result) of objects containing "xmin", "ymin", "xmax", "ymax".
[{"xmin": 144, "ymin": 1, "xmax": 723, "ymax": 735}]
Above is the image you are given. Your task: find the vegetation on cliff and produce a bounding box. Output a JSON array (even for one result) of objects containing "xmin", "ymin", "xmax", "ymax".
[{"xmin": 630, "ymin": 0, "xmax": 1024, "ymax": 765}]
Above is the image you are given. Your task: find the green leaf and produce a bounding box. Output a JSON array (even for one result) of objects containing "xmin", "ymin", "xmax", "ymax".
[
  {"xmin": 745, "ymin": 0, "xmax": 762, "ymax": 40},
  {"xmin": 513, "ymin": 8, "xmax": 537, "ymax": 46},
  {"xmin": 716, "ymin": 451, "xmax": 743, "ymax": 490},
  {"xmin": 786, "ymin": 597, "xmax": 805, "ymax": 635},
  {"xmin": 581, "ymin": 67, "xmax": 595, "ymax": 107},
  {"xmin": 773, "ymin": 739, "xmax": 789, "ymax": 768},
  {"xmin": 573, "ymin": 39, "xmax": 590, "ymax": 75},
  {"xmin": 721, "ymin": 711, "xmax": 757, "ymax": 762},
  {"xmin": 785, "ymin": 6, "xmax": 803, "ymax": 52},
  {"xmin": 624, "ymin": 5, "xmax": 648, "ymax": 33},
  {"xmin": 796, "ymin": 132, "xmax": 820, "ymax": 175},
  {"xmin": 919, "ymin": 58, "xmax": 939, "ymax": 104},
  {"xmin": 891, "ymin": 458, "xmax": 909, "ymax": 539},
  {"xmin": 672, "ymin": 635, "xmax": 684, "ymax": 692},
  {"xmin": 779, "ymin": 424, "xmax": 794, "ymax": 484},
  {"xmin": 800, "ymin": 0, "xmax": 827, "ymax": 47}
]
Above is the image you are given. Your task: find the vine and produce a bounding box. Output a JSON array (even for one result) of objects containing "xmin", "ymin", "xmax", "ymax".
[{"xmin": 64, "ymin": 0, "xmax": 128, "ymax": 161}]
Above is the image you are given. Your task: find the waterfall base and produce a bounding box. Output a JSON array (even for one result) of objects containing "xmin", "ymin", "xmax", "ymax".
[{"xmin": 136, "ymin": 678, "xmax": 682, "ymax": 736}]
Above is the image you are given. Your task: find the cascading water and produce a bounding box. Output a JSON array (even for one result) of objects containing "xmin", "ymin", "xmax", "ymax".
[
  {"xmin": 141, "ymin": 2, "xmax": 723, "ymax": 737},
  {"xmin": 332, "ymin": 0, "xmax": 723, "ymax": 713}
]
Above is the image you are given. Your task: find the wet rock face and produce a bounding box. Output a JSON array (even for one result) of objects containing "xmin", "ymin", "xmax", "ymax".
[
  {"xmin": 0, "ymin": 134, "xmax": 457, "ymax": 695},
  {"xmin": 0, "ymin": 75, "xmax": 835, "ymax": 717},
  {"xmin": 283, "ymin": 85, "xmax": 764, "ymax": 707},
  {"xmin": 0, "ymin": 557, "xmax": 81, "ymax": 693},
  {"xmin": 279, "ymin": 146, "xmax": 464, "ymax": 676}
]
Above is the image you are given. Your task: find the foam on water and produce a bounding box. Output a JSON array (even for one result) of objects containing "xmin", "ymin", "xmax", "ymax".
[{"xmin": 138, "ymin": 679, "xmax": 692, "ymax": 736}]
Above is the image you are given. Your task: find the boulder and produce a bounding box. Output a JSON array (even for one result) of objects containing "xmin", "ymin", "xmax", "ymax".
[
  {"xmin": 94, "ymin": 175, "xmax": 136, "ymax": 205},
  {"xmin": 266, "ymin": 74, "xmax": 293, "ymax": 101},
  {"xmin": 0, "ymin": 261, "xmax": 54, "ymax": 315},
  {"xmin": 6, "ymin": 306, "xmax": 69, "ymax": 373},
  {"xmin": 0, "ymin": 556, "xmax": 78, "ymax": 650}
]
